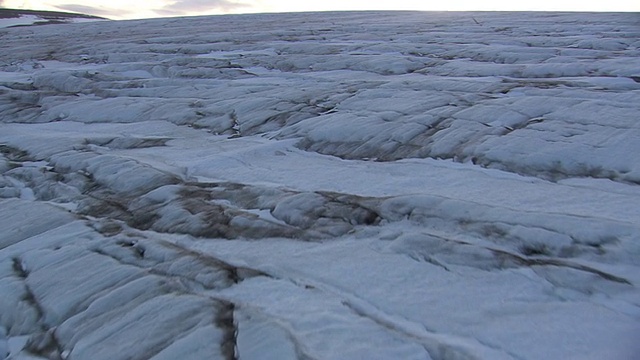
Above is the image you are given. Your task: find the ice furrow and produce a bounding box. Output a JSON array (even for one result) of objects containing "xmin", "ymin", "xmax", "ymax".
[
  {"xmin": 199, "ymin": 244, "xmax": 513, "ymax": 360},
  {"xmin": 0, "ymin": 222, "xmax": 251, "ymax": 358}
]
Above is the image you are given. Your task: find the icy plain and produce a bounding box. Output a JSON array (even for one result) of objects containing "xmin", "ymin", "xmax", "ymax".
[{"xmin": 0, "ymin": 11, "xmax": 639, "ymax": 360}]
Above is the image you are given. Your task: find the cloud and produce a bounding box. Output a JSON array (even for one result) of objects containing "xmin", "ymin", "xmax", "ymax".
[
  {"xmin": 0, "ymin": 0, "xmax": 6, "ymax": 7},
  {"xmin": 156, "ymin": 0, "xmax": 250, "ymax": 16},
  {"xmin": 53, "ymin": 4, "xmax": 132, "ymax": 18}
]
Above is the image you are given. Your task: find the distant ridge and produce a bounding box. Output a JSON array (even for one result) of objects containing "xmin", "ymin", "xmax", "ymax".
[
  {"xmin": 0, "ymin": 8, "xmax": 106, "ymax": 20},
  {"xmin": 0, "ymin": 8, "xmax": 107, "ymax": 27}
]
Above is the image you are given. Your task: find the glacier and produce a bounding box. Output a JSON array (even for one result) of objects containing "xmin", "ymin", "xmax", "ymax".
[{"xmin": 0, "ymin": 11, "xmax": 639, "ymax": 359}]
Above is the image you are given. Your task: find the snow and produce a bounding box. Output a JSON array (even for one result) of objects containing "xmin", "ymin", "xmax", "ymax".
[
  {"xmin": 1, "ymin": 11, "xmax": 639, "ymax": 360},
  {"xmin": 0, "ymin": 14, "xmax": 105, "ymax": 29},
  {"xmin": 0, "ymin": 15, "xmax": 42, "ymax": 29}
]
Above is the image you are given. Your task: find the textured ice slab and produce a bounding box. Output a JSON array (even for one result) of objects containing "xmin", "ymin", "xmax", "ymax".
[{"xmin": 0, "ymin": 11, "xmax": 639, "ymax": 360}]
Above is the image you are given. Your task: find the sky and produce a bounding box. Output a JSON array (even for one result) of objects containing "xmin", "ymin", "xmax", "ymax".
[{"xmin": 1, "ymin": 0, "xmax": 638, "ymax": 20}]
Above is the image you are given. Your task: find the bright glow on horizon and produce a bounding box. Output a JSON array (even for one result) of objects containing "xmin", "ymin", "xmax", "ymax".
[{"xmin": 1, "ymin": 0, "xmax": 638, "ymax": 20}]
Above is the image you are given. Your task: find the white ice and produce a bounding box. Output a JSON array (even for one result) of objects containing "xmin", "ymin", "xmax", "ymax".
[{"xmin": 0, "ymin": 11, "xmax": 639, "ymax": 360}]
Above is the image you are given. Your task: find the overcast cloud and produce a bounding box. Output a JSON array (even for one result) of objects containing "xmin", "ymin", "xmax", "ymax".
[
  {"xmin": 55, "ymin": 4, "xmax": 133, "ymax": 18},
  {"xmin": 1, "ymin": 0, "xmax": 638, "ymax": 20},
  {"xmin": 158, "ymin": 0, "xmax": 249, "ymax": 15}
]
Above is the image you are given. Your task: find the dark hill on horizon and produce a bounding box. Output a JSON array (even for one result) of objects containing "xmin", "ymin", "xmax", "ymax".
[{"xmin": 0, "ymin": 7, "xmax": 107, "ymax": 27}]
